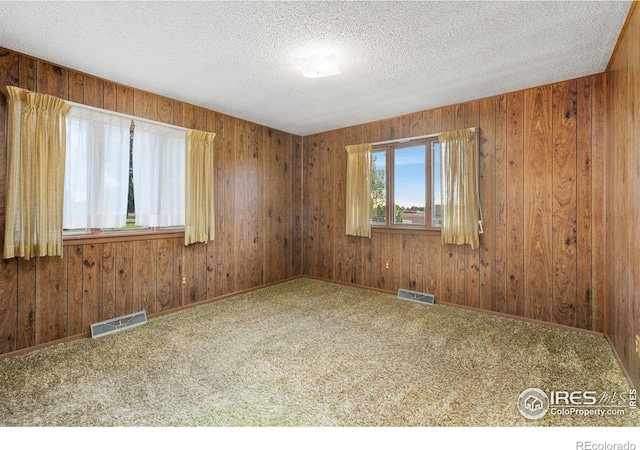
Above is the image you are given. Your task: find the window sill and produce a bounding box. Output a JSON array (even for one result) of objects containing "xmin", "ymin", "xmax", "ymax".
[
  {"xmin": 371, "ymin": 226, "xmax": 441, "ymax": 236},
  {"xmin": 63, "ymin": 229, "xmax": 185, "ymax": 246}
]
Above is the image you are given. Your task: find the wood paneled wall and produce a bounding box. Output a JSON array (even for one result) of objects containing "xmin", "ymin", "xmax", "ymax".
[
  {"xmin": 2, "ymin": 26, "xmax": 637, "ymax": 388},
  {"xmin": 605, "ymin": 2, "xmax": 640, "ymax": 389},
  {"xmin": 303, "ymin": 74, "xmax": 606, "ymax": 333},
  {"xmin": 0, "ymin": 48, "xmax": 303, "ymax": 356}
]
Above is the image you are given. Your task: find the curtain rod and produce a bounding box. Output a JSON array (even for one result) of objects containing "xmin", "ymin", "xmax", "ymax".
[
  {"xmin": 65, "ymin": 99, "xmax": 190, "ymax": 133},
  {"xmin": 369, "ymin": 127, "xmax": 478, "ymax": 147}
]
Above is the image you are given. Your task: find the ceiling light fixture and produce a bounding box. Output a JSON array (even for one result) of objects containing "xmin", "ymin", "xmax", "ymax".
[{"xmin": 293, "ymin": 54, "xmax": 340, "ymax": 78}]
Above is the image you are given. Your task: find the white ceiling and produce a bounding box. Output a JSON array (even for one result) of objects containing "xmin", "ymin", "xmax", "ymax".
[{"xmin": 0, "ymin": 1, "xmax": 631, "ymax": 136}]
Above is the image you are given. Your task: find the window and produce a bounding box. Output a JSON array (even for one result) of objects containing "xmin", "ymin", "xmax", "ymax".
[
  {"xmin": 370, "ymin": 138, "xmax": 441, "ymax": 229},
  {"xmin": 63, "ymin": 106, "xmax": 186, "ymax": 237}
]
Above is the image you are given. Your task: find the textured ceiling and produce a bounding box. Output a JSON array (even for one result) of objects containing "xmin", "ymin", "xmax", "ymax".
[{"xmin": 0, "ymin": 1, "xmax": 631, "ymax": 136}]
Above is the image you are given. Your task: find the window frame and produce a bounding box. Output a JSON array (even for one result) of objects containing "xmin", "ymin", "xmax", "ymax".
[
  {"xmin": 62, "ymin": 110, "xmax": 186, "ymax": 243},
  {"xmin": 371, "ymin": 137, "xmax": 440, "ymax": 233}
]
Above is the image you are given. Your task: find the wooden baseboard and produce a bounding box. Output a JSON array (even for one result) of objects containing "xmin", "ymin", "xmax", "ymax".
[
  {"xmin": 436, "ymin": 300, "xmax": 604, "ymax": 338},
  {"xmin": 605, "ymin": 335, "xmax": 638, "ymax": 391},
  {"xmin": 2, "ymin": 274, "xmax": 621, "ymax": 377},
  {"xmin": 0, "ymin": 275, "xmax": 305, "ymax": 361},
  {"xmin": 0, "ymin": 332, "xmax": 91, "ymax": 361},
  {"xmin": 303, "ymin": 275, "xmax": 604, "ymax": 338},
  {"xmin": 146, "ymin": 275, "xmax": 305, "ymax": 320}
]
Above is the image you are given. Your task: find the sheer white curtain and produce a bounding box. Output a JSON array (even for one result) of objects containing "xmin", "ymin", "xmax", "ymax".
[
  {"xmin": 63, "ymin": 107, "xmax": 131, "ymax": 229},
  {"xmin": 132, "ymin": 121, "xmax": 186, "ymax": 227}
]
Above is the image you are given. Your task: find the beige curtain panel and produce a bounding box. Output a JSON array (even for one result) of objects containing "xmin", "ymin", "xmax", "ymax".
[
  {"xmin": 345, "ymin": 143, "xmax": 373, "ymax": 238},
  {"xmin": 3, "ymin": 86, "xmax": 71, "ymax": 259},
  {"xmin": 185, "ymin": 129, "xmax": 216, "ymax": 245},
  {"xmin": 438, "ymin": 129, "xmax": 480, "ymax": 250}
]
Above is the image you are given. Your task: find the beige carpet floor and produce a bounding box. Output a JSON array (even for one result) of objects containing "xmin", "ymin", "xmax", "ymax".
[{"xmin": 0, "ymin": 278, "xmax": 637, "ymax": 427}]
